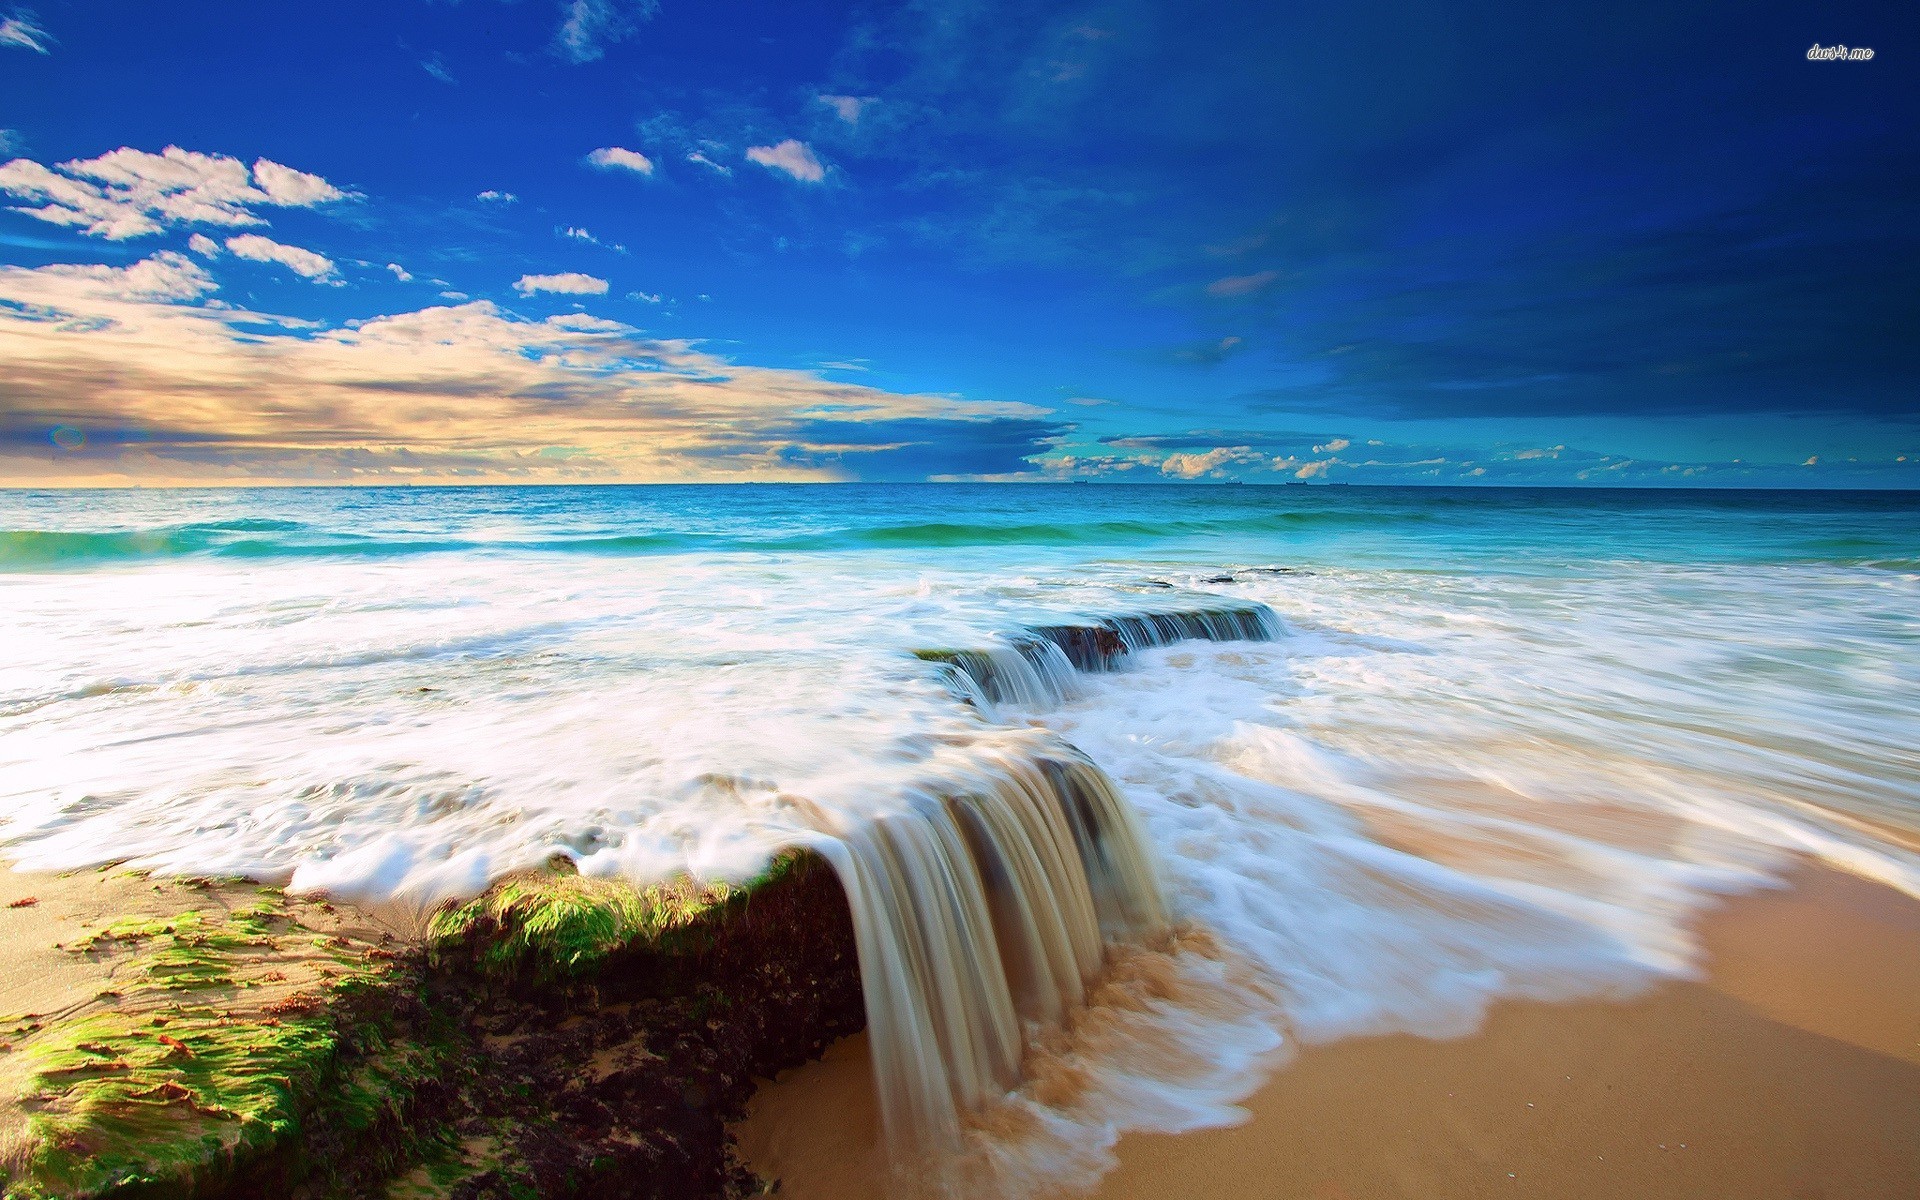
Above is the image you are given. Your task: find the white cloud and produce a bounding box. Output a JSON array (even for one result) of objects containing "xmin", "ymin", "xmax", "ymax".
[
  {"xmin": 686, "ymin": 151, "xmax": 732, "ymax": 176},
  {"xmin": 818, "ymin": 95, "xmax": 875, "ymax": 125},
  {"xmin": 225, "ymin": 234, "xmax": 339, "ymax": 282},
  {"xmin": 386, "ymin": 263, "xmax": 412, "ymax": 282},
  {"xmin": 513, "ymin": 272, "xmax": 608, "ymax": 296},
  {"xmin": 555, "ymin": 0, "xmax": 658, "ymax": 63},
  {"xmin": 0, "ymin": 146, "xmax": 346, "ymax": 240},
  {"xmin": 1042, "ymin": 453, "xmax": 1151, "ymax": 478},
  {"xmin": 0, "ymin": 250, "xmax": 215, "ymax": 305},
  {"xmin": 1313, "ymin": 437, "xmax": 1350, "ymax": 453},
  {"xmin": 186, "ymin": 233, "xmax": 221, "ymax": 258},
  {"xmin": 627, "ymin": 291, "xmax": 663, "ymax": 303},
  {"xmin": 439, "ymin": 290, "xmax": 469, "ymax": 301},
  {"xmin": 0, "ymin": 129, "xmax": 22, "ymax": 156},
  {"xmin": 0, "ymin": 9, "xmax": 52, "ymax": 53},
  {"xmin": 249, "ymin": 159, "xmax": 342, "ymax": 207},
  {"xmin": 586, "ymin": 146, "xmax": 654, "ymax": 176},
  {"xmin": 558, "ymin": 225, "xmax": 628, "ymax": 253},
  {"xmin": 421, "ymin": 54, "xmax": 455, "ymax": 85},
  {"xmin": 476, "ymin": 190, "xmax": 517, "ymax": 204},
  {"xmin": 1160, "ymin": 446, "xmax": 1259, "ymax": 479},
  {"xmin": 746, "ymin": 139, "xmax": 826, "ymax": 184}
]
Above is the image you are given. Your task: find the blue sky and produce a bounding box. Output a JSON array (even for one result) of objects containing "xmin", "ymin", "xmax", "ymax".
[{"xmin": 0, "ymin": 0, "xmax": 1913, "ymax": 485}]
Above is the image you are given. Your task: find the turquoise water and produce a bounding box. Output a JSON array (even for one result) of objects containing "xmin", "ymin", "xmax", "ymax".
[
  {"xmin": 4, "ymin": 484, "xmax": 1917, "ymax": 569},
  {"xmin": 3, "ymin": 484, "xmax": 1917, "ymax": 1183}
]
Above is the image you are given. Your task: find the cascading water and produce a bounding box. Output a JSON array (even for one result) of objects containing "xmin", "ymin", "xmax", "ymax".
[
  {"xmin": 921, "ymin": 602, "xmax": 1284, "ymax": 709},
  {"xmin": 782, "ymin": 604, "xmax": 1283, "ymax": 1178},
  {"xmin": 795, "ymin": 736, "xmax": 1169, "ymax": 1171}
]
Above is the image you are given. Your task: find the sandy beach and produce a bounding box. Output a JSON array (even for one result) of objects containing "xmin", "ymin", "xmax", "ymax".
[
  {"xmin": 735, "ymin": 863, "xmax": 1920, "ymax": 1199},
  {"xmin": 0, "ymin": 866, "xmax": 411, "ymax": 1166}
]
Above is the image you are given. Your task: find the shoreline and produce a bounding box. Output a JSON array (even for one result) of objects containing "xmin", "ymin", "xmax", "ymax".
[
  {"xmin": 735, "ymin": 862, "xmax": 1920, "ymax": 1199},
  {"xmin": 5, "ymin": 854, "xmax": 1915, "ymax": 1197}
]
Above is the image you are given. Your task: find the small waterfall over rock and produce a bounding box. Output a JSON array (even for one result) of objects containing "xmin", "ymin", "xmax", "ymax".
[
  {"xmin": 773, "ymin": 602, "xmax": 1281, "ymax": 1175},
  {"xmin": 918, "ymin": 600, "xmax": 1284, "ymax": 708},
  {"xmin": 795, "ymin": 735, "xmax": 1170, "ymax": 1167}
]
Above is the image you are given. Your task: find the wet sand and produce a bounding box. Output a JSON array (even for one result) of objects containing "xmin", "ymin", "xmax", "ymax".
[
  {"xmin": 735, "ymin": 864, "xmax": 1920, "ymax": 1199},
  {"xmin": 0, "ymin": 865, "xmax": 406, "ymax": 1159}
]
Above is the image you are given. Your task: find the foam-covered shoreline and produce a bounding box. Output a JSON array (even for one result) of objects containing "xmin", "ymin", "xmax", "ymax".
[
  {"xmin": 5, "ymin": 485, "xmax": 1917, "ymax": 1197},
  {"xmin": 0, "ymin": 602, "xmax": 1294, "ymax": 1197},
  {"xmin": 739, "ymin": 862, "xmax": 1920, "ymax": 1200}
]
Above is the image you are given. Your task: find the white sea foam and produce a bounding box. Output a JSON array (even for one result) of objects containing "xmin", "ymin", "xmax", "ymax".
[
  {"xmin": 878, "ymin": 560, "xmax": 1920, "ymax": 1193},
  {"xmin": 3, "ymin": 532, "xmax": 1917, "ymax": 1193}
]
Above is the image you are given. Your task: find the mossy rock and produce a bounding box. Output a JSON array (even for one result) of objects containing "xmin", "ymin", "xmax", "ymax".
[
  {"xmin": 2, "ymin": 893, "xmax": 444, "ymax": 1200},
  {"xmin": 425, "ymin": 854, "xmax": 812, "ymax": 985},
  {"xmin": 3, "ymin": 852, "xmax": 858, "ymax": 1200}
]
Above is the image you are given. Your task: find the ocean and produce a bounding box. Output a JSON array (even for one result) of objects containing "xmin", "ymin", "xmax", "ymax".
[{"xmin": 3, "ymin": 483, "xmax": 1917, "ymax": 1186}]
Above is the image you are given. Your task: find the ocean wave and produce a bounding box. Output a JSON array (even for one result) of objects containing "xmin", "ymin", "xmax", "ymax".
[
  {"xmin": 0, "ymin": 525, "xmax": 705, "ymax": 566},
  {"xmin": 0, "ymin": 509, "xmax": 1429, "ymax": 566}
]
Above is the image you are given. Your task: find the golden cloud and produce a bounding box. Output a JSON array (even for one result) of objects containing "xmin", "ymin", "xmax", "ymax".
[{"xmin": 0, "ymin": 253, "xmax": 1049, "ymax": 485}]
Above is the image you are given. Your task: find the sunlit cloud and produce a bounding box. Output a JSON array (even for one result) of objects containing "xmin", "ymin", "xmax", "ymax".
[
  {"xmin": 1159, "ymin": 446, "xmax": 1261, "ymax": 479},
  {"xmin": 558, "ymin": 225, "xmax": 625, "ymax": 252},
  {"xmin": 818, "ymin": 95, "xmax": 875, "ymax": 126},
  {"xmin": 224, "ymin": 233, "xmax": 339, "ymax": 282},
  {"xmin": 0, "ymin": 146, "xmax": 346, "ymax": 240},
  {"xmin": 586, "ymin": 146, "xmax": 654, "ymax": 176},
  {"xmin": 3, "ymin": 249, "xmax": 216, "ymax": 303},
  {"xmin": 513, "ymin": 271, "xmax": 608, "ymax": 296},
  {"xmin": 0, "ymin": 8, "xmax": 52, "ymax": 54},
  {"xmin": 746, "ymin": 140, "xmax": 826, "ymax": 184},
  {"xmin": 0, "ymin": 254, "xmax": 1051, "ymax": 485}
]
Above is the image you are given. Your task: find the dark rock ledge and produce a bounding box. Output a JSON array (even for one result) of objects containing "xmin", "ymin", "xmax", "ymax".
[{"xmin": 0, "ymin": 854, "xmax": 862, "ymax": 1200}]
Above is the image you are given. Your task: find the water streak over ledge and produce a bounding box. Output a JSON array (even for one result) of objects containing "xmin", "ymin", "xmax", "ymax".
[{"xmin": 915, "ymin": 601, "xmax": 1284, "ymax": 708}]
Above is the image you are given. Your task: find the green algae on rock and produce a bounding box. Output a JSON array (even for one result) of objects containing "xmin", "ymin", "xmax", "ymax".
[
  {"xmin": 425, "ymin": 854, "xmax": 813, "ymax": 983},
  {"xmin": 3, "ymin": 885, "xmax": 449, "ymax": 1200},
  {"xmin": 1, "ymin": 853, "xmax": 863, "ymax": 1200},
  {"xmin": 393, "ymin": 850, "xmax": 864, "ymax": 1199}
]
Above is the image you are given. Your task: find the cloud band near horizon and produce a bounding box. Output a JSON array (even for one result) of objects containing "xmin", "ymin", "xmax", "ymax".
[{"xmin": 0, "ymin": 252, "xmax": 1057, "ymax": 485}]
